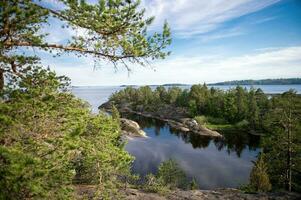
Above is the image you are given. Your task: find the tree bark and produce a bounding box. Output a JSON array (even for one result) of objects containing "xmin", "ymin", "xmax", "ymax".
[
  {"xmin": 0, "ymin": 69, "xmax": 4, "ymax": 91},
  {"xmin": 287, "ymin": 108, "xmax": 292, "ymax": 192}
]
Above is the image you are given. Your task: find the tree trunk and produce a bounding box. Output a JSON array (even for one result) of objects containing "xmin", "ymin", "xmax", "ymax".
[
  {"xmin": 0, "ymin": 69, "xmax": 4, "ymax": 91},
  {"xmin": 287, "ymin": 109, "xmax": 292, "ymax": 192}
]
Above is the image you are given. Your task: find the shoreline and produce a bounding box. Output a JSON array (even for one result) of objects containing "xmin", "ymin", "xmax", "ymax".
[{"xmin": 99, "ymin": 102, "xmax": 222, "ymax": 138}]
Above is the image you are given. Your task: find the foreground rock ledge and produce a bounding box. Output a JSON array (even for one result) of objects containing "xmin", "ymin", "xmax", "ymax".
[
  {"xmin": 76, "ymin": 185, "xmax": 300, "ymax": 200},
  {"xmin": 125, "ymin": 188, "xmax": 300, "ymax": 200}
]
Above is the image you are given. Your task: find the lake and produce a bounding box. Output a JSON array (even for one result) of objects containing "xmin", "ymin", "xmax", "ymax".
[{"xmin": 72, "ymin": 85, "xmax": 300, "ymax": 189}]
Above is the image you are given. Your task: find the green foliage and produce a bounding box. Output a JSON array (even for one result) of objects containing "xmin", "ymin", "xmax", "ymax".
[
  {"xmin": 143, "ymin": 174, "xmax": 169, "ymax": 195},
  {"xmin": 0, "ymin": 66, "xmax": 133, "ymax": 199},
  {"xmin": 247, "ymin": 89, "xmax": 260, "ymax": 129},
  {"xmin": 1, "ymin": 0, "xmax": 171, "ymax": 90},
  {"xmin": 110, "ymin": 85, "xmax": 268, "ymax": 129},
  {"xmin": 111, "ymin": 104, "xmax": 121, "ymax": 122},
  {"xmin": 157, "ymin": 159, "xmax": 188, "ymax": 189},
  {"xmin": 190, "ymin": 178, "xmax": 199, "ymax": 190},
  {"xmin": 194, "ymin": 115, "xmax": 238, "ymax": 131},
  {"xmin": 262, "ymin": 90, "xmax": 301, "ymax": 192},
  {"xmin": 0, "ymin": 0, "xmax": 172, "ymax": 198},
  {"xmin": 249, "ymin": 154, "xmax": 272, "ymax": 192},
  {"xmin": 165, "ymin": 87, "xmax": 182, "ymax": 104},
  {"xmin": 194, "ymin": 115, "xmax": 208, "ymax": 125},
  {"xmin": 188, "ymin": 100, "xmax": 198, "ymax": 117},
  {"xmin": 142, "ymin": 159, "xmax": 191, "ymax": 194}
]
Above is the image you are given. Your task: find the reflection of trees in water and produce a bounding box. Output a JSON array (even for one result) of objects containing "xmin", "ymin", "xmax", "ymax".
[
  {"xmin": 213, "ymin": 130, "xmax": 260, "ymax": 157},
  {"xmin": 171, "ymin": 128, "xmax": 261, "ymax": 157},
  {"xmin": 170, "ymin": 129, "xmax": 211, "ymax": 148},
  {"xmin": 124, "ymin": 113, "xmax": 261, "ymax": 157}
]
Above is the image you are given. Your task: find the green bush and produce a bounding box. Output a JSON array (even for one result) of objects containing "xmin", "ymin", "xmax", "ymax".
[
  {"xmin": 194, "ymin": 116, "xmax": 208, "ymax": 125},
  {"xmin": 157, "ymin": 159, "xmax": 188, "ymax": 189},
  {"xmin": 142, "ymin": 159, "xmax": 193, "ymax": 194},
  {"xmin": 207, "ymin": 116, "xmax": 228, "ymax": 125},
  {"xmin": 190, "ymin": 178, "xmax": 199, "ymax": 190},
  {"xmin": 235, "ymin": 120, "xmax": 249, "ymax": 128},
  {"xmin": 144, "ymin": 174, "xmax": 169, "ymax": 194}
]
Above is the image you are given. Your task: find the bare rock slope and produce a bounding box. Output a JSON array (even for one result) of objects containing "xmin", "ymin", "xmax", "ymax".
[{"xmin": 125, "ymin": 188, "xmax": 300, "ymax": 200}]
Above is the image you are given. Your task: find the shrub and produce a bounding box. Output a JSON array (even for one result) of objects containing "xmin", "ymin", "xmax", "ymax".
[
  {"xmin": 190, "ymin": 178, "xmax": 199, "ymax": 190},
  {"xmin": 144, "ymin": 174, "xmax": 169, "ymax": 194},
  {"xmin": 249, "ymin": 154, "xmax": 272, "ymax": 192},
  {"xmin": 157, "ymin": 159, "xmax": 188, "ymax": 189},
  {"xmin": 194, "ymin": 116, "xmax": 208, "ymax": 125}
]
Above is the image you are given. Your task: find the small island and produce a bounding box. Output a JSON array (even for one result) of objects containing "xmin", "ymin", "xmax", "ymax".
[{"xmin": 210, "ymin": 78, "xmax": 301, "ymax": 85}]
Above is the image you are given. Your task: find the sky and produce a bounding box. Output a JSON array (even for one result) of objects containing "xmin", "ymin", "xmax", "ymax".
[{"xmin": 39, "ymin": 0, "xmax": 301, "ymax": 86}]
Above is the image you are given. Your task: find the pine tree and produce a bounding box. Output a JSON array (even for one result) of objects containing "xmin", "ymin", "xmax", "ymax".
[
  {"xmin": 0, "ymin": 66, "xmax": 133, "ymax": 199},
  {"xmin": 190, "ymin": 178, "xmax": 199, "ymax": 190},
  {"xmin": 157, "ymin": 159, "xmax": 187, "ymax": 189},
  {"xmin": 0, "ymin": 0, "xmax": 171, "ymax": 90},
  {"xmin": 248, "ymin": 89, "xmax": 260, "ymax": 130},
  {"xmin": 111, "ymin": 104, "xmax": 120, "ymax": 122},
  {"xmin": 249, "ymin": 154, "xmax": 272, "ymax": 192},
  {"xmin": 263, "ymin": 90, "xmax": 301, "ymax": 192}
]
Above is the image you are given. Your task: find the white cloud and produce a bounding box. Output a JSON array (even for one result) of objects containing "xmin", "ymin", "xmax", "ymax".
[
  {"xmin": 47, "ymin": 46, "xmax": 301, "ymax": 86},
  {"xmin": 198, "ymin": 27, "xmax": 245, "ymax": 42},
  {"xmin": 141, "ymin": 0, "xmax": 280, "ymax": 37},
  {"xmin": 252, "ymin": 16, "xmax": 277, "ymax": 24},
  {"xmin": 39, "ymin": 0, "xmax": 280, "ymax": 42}
]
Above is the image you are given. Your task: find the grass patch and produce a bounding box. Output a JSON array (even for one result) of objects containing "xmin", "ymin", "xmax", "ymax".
[{"xmin": 194, "ymin": 116, "xmax": 248, "ymax": 131}]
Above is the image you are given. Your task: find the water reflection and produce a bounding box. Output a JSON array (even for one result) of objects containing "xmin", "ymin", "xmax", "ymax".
[
  {"xmin": 124, "ymin": 114, "xmax": 261, "ymax": 189},
  {"xmin": 124, "ymin": 113, "xmax": 260, "ymax": 155}
]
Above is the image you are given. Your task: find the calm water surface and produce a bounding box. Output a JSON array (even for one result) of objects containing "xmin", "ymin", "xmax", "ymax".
[
  {"xmin": 124, "ymin": 115, "xmax": 260, "ymax": 189},
  {"xmin": 72, "ymin": 85, "xmax": 300, "ymax": 189}
]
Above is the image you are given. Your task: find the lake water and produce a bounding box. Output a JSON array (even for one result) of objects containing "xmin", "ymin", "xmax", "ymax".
[{"xmin": 72, "ymin": 85, "xmax": 301, "ymax": 189}]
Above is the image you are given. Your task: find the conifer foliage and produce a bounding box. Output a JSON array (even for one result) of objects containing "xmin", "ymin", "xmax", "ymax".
[
  {"xmin": 0, "ymin": 0, "xmax": 171, "ymax": 90},
  {"xmin": 0, "ymin": 66, "xmax": 133, "ymax": 199},
  {"xmin": 249, "ymin": 154, "xmax": 272, "ymax": 192}
]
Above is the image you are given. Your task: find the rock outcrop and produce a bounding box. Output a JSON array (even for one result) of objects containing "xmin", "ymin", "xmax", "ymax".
[
  {"xmin": 167, "ymin": 118, "xmax": 222, "ymax": 137},
  {"xmin": 120, "ymin": 118, "xmax": 146, "ymax": 137}
]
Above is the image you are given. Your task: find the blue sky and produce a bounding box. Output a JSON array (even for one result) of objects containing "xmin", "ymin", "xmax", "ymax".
[{"xmin": 40, "ymin": 0, "xmax": 301, "ymax": 86}]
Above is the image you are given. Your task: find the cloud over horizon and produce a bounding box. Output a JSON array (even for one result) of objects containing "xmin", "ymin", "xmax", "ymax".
[{"xmin": 48, "ymin": 46, "xmax": 301, "ymax": 86}]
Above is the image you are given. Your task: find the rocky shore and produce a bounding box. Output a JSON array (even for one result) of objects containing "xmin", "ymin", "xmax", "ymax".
[{"xmin": 99, "ymin": 102, "xmax": 222, "ymax": 138}]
